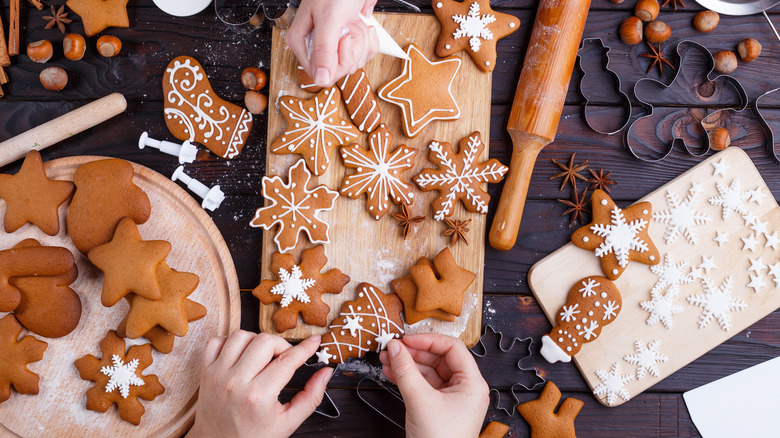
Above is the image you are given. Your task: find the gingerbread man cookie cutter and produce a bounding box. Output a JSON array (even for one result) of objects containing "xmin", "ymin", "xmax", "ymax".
[
  {"xmin": 576, "ymin": 38, "xmax": 632, "ymax": 136},
  {"xmin": 754, "ymin": 87, "xmax": 780, "ymax": 163}
]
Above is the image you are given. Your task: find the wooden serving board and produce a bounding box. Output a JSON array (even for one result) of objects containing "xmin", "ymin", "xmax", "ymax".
[
  {"xmin": 529, "ymin": 147, "xmax": 780, "ymax": 407},
  {"xmin": 0, "ymin": 156, "xmax": 241, "ymax": 437},
  {"xmin": 262, "ymin": 13, "xmax": 494, "ymax": 347}
]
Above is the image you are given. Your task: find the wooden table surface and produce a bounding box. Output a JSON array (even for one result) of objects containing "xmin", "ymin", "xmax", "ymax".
[{"xmin": 1, "ymin": 0, "xmax": 779, "ymax": 436}]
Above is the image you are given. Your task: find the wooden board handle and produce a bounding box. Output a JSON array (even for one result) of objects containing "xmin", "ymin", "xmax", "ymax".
[{"xmin": 0, "ymin": 93, "xmax": 127, "ymax": 167}]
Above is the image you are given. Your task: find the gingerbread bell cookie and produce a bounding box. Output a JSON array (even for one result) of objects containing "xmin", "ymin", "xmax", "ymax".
[
  {"xmin": 0, "ymin": 150, "xmax": 74, "ymax": 235},
  {"xmin": 0, "ymin": 314, "xmax": 48, "ymax": 404},
  {"xmin": 68, "ymin": 158, "xmax": 151, "ymax": 254},
  {"xmin": 517, "ymin": 381, "xmax": 583, "ymax": 438},
  {"xmin": 433, "ymin": 0, "xmax": 521, "ymax": 72},
  {"xmin": 340, "ymin": 124, "xmax": 417, "ymax": 220},
  {"xmin": 572, "ymin": 189, "xmax": 660, "ymax": 280},
  {"xmin": 317, "ymin": 283, "xmax": 404, "ymax": 364},
  {"xmin": 164, "ymin": 56, "xmax": 253, "ymax": 159},
  {"xmin": 415, "ymin": 131, "xmax": 508, "ymax": 220},
  {"xmin": 378, "ymin": 44, "xmax": 462, "ymax": 138},
  {"xmin": 250, "ymin": 159, "xmax": 339, "ymax": 253},
  {"xmin": 253, "ymin": 245, "xmax": 350, "ymax": 333},
  {"xmin": 74, "ymin": 330, "xmax": 165, "ymax": 426},
  {"xmin": 272, "ymin": 87, "xmax": 359, "ymax": 176},
  {"xmin": 66, "ymin": 0, "xmax": 129, "ymax": 37}
]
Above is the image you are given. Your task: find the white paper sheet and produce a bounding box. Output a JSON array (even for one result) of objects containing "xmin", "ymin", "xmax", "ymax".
[{"xmin": 683, "ymin": 356, "xmax": 780, "ymax": 438}]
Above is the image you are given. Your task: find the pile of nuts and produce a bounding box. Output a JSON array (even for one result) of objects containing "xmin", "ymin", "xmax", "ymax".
[
  {"xmin": 28, "ymin": 34, "xmax": 123, "ymax": 91},
  {"xmin": 241, "ymin": 67, "xmax": 268, "ymax": 115}
]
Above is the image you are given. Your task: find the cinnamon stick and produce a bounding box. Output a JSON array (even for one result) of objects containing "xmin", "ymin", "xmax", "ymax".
[
  {"xmin": 9, "ymin": 0, "xmax": 20, "ymax": 57},
  {"xmin": 26, "ymin": 0, "xmax": 43, "ymax": 10},
  {"xmin": 0, "ymin": 66, "xmax": 8, "ymax": 84},
  {"xmin": 0, "ymin": 11, "xmax": 9, "ymax": 66}
]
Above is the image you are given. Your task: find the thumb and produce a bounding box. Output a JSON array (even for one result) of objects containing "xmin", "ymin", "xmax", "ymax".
[
  {"xmin": 309, "ymin": 20, "xmax": 344, "ymax": 86},
  {"xmin": 387, "ymin": 339, "xmax": 428, "ymax": 402}
]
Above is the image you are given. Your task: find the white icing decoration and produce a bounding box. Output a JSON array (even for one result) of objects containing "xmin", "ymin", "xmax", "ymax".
[
  {"xmin": 590, "ymin": 206, "xmax": 650, "ymax": 267},
  {"xmin": 593, "ymin": 362, "xmax": 634, "ymax": 406},
  {"xmin": 375, "ymin": 330, "xmax": 396, "ymax": 349},
  {"xmin": 623, "ymin": 340, "xmax": 668, "ymax": 380},
  {"xmin": 436, "ymin": 1, "xmax": 442, "ymax": 7},
  {"xmin": 559, "ymin": 303, "xmax": 580, "ymax": 322},
  {"xmin": 698, "ymin": 256, "xmax": 717, "ymax": 275},
  {"xmin": 452, "ymin": 2, "xmax": 496, "ymax": 53},
  {"xmin": 768, "ymin": 262, "xmax": 780, "ymax": 288},
  {"xmin": 342, "ymin": 315, "xmax": 363, "ymax": 337},
  {"xmin": 765, "ymin": 231, "xmax": 780, "ymax": 250},
  {"xmin": 509, "ymin": 22, "xmax": 515, "ymax": 28},
  {"xmin": 316, "ymin": 347, "xmax": 334, "ymax": 364},
  {"xmin": 579, "ymin": 278, "xmax": 599, "ymax": 297},
  {"xmin": 711, "ymin": 158, "xmax": 728, "ymax": 177},
  {"xmin": 271, "ymin": 265, "xmax": 314, "ymax": 307},
  {"xmin": 713, "ymin": 231, "xmax": 728, "ymax": 246},
  {"xmin": 746, "ymin": 186, "xmax": 767, "ymax": 205},
  {"xmin": 687, "ymin": 276, "xmax": 746, "ymax": 331},
  {"xmin": 540, "ymin": 335, "xmax": 571, "ymax": 363},
  {"xmin": 650, "ymin": 254, "xmax": 696, "ymax": 295},
  {"xmin": 743, "ymin": 212, "xmax": 758, "ymax": 226},
  {"xmin": 709, "ymin": 179, "xmax": 749, "ymax": 220},
  {"xmin": 740, "ymin": 233, "xmax": 759, "ymax": 253},
  {"xmin": 601, "ymin": 199, "xmax": 608, "ymax": 205},
  {"xmin": 577, "ymin": 320, "xmax": 599, "ymax": 340},
  {"xmin": 100, "ymin": 355, "xmax": 145, "ymax": 399},
  {"xmin": 641, "ymin": 286, "xmax": 684, "ymax": 329},
  {"xmin": 750, "ymin": 219, "xmax": 769, "ymax": 235},
  {"xmin": 652, "ymin": 183, "xmax": 712, "ymax": 245},
  {"xmin": 602, "ymin": 300, "xmax": 620, "ymax": 320},
  {"xmin": 748, "ymin": 257, "xmax": 766, "ymax": 275},
  {"xmin": 747, "ymin": 274, "xmax": 766, "ymax": 293},
  {"xmin": 339, "ymin": 71, "xmax": 382, "ymax": 132}
]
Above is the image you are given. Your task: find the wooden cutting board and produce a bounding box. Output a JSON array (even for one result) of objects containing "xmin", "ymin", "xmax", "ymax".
[
  {"xmin": 0, "ymin": 156, "xmax": 240, "ymax": 437},
  {"xmin": 262, "ymin": 13, "xmax": 494, "ymax": 347},
  {"xmin": 529, "ymin": 147, "xmax": 780, "ymax": 407}
]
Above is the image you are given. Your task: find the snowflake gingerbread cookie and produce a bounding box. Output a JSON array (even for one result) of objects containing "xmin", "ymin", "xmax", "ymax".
[
  {"xmin": 250, "ymin": 159, "xmax": 339, "ymax": 253},
  {"xmin": 340, "ymin": 124, "xmax": 418, "ymax": 220},
  {"xmin": 316, "ymin": 283, "xmax": 404, "ymax": 364},
  {"xmin": 572, "ymin": 189, "xmax": 660, "ymax": 280},
  {"xmin": 433, "ymin": 0, "xmax": 521, "ymax": 72},
  {"xmin": 253, "ymin": 245, "xmax": 350, "ymax": 332},
  {"xmin": 272, "ymin": 87, "xmax": 359, "ymax": 176},
  {"xmin": 0, "ymin": 314, "xmax": 48, "ymax": 404},
  {"xmin": 414, "ymin": 131, "xmax": 508, "ymax": 220}
]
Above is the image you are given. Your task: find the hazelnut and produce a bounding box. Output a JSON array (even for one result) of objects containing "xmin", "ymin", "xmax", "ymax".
[
  {"xmin": 619, "ymin": 17, "xmax": 644, "ymax": 45},
  {"xmin": 244, "ymin": 91, "xmax": 268, "ymax": 115},
  {"xmin": 645, "ymin": 20, "xmax": 671, "ymax": 43},
  {"xmin": 63, "ymin": 34, "xmax": 86, "ymax": 61},
  {"xmin": 693, "ymin": 10, "xmax": 719, "ymax": 32},
  {"xmin": 40, "ymin": 67, "xmax": 68, "ymax": 91},
  {"xmin": 635, "ymin": 0, "xmax": 659, "ymax": 22},
  {"xmin": 26, "ymin": 40, "xmax": 53, "ymax": 63},
  {"xmin": 96, "ymin": 35, "xmax": 121, "ymax": 57},
  {"xmin": 241, "ymin": 67, "xmax": 267, "ymax": 91},
  {"xmin": 713, "ymin": 50, "xmax": 738, "ymax": 74},
  {"xmin": 708, "ymin": 127, "xmax": 731, "ymax": 151},
  {"xmin": 611, "ymin": 0, "xmax": 625, "ymax": 3},
  {"xmin": 737, "ymin": 38, "xmax": 761, "ymax": 62}
]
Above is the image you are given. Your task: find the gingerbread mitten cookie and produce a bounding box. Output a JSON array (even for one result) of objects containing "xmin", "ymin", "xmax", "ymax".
[
  {"xmin": 0, "ymin": 243, "xmax": 74, "ymax": 312},
  {"xmin": 253, "ymin": 245, "xmax": 349, "ymax": 332},
  {"xmin": 0, "ymin": 314, "xmax": 48, "ymax": 404},
  {"xmin": 74, "ymin": 330, "xmax": 165, "ymax": 425}
]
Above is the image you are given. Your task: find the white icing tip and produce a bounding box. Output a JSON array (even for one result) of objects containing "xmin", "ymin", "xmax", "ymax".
[
  {"xmin": 541, "ymin": 335, "xmax": 571, "ymax": 363},
  {"xmin": 612, "ymin": 269, "xmax": 618, "ymax": 275},
  {"xmin": 601, "ymin": 199, "xmax": 608, "ymax": 205}
]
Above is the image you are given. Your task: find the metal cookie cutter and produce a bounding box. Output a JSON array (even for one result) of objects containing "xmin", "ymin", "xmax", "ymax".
[
  {"xmin": 754, "ymin": 87, "xmax": 780, "ymax": 163},
  {"xmin": 357, "ymin": 377, "xmax": 406, "ymax": 430},
  {"xmin": 576, "ymin": 38, "xmax": 632, "ymax": 136},
  {"xmin": 627, "ymin": 40, "xmax": 748, "ymax": 162},
  {"xmin": 214, "ymin": 0, "xmax": 296, "ymax": 32}
]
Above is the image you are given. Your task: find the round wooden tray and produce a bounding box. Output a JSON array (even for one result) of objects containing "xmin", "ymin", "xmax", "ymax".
[{"xmin": 0, "ymin": 156, "xmax": 241, "ymax": 437}]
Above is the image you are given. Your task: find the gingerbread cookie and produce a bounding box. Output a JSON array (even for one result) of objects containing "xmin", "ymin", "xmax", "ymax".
[
  {"xmin": 0, "ymin": 314, "xmax": 48, "ymax": 404},
  {"xmin": 340, "ymin": 124, "xmax": 417, "ymax": 220},
  {"xmin": 68, "ymin": 158, "xmax": 152, "ymax": 254},
  {"xmin": 88, "ymin": 217, "xmax": 171, "ymax": 307},
  {"xmin": 433, "ymin": 0, "xmax": 521, "ymax": 72},
  {"xmin": 271, "ymin": 87, "xmax": 359, "ymax": 176},
  {"xmin": 0, "ymin": 150, "xmax": 74, "ymax": 235},
  {"xmin": 316, "ymin": 283, "xmax": 404, "ymax": 364},
  {"xmin": 117, "ymin": 299, "xmax": 207, "ymax": 354},
  {"xmin": 391, "ymin": 258, "xmax": 456, "ymax": 324},
  {"xmin": 517, "ymin": 381, "xmax": 583, "ymax": 438},
  {"xmin": 415, "ymin": 132, "xmax": 508, "ymax": 220},
  {"xmin": 0, "ymin": 243, "xmax": 74, "ymax": 312},
  {"xmin": 295, "ymin": 63, "xmax": 324, "ymax": 93},
  {"xmin": 164, "ymin": 56, "xmax": 253, "ymax": 159},
  {"xmin": 377, "ymin": 44, "xmax": 462, "ymax": 138},
  {"xmin": 253, "ymin": 244, "xmax": 349, "ymax": 333},
  {"xmin": 74, "ymin": 330, "xmax": 165, "ymax": 425},
  {"xmin": 572, "ymin": 189, "xmax": 660, "ymax": 280},
  {"xmin": 540, "ymin": 276, "xmax": 622, "ymax": 364},
  {"xmin": 250, "ymin": 159, "xmax": 339, "ymax": 253},
  {"xmin": 11, "ymin": 239, "xmax": 81, "ymax": 339},
  {"xmin": 411, "ymin": 247, "xmax": 476, "ymax": 315},
  {"xmin": 65, "ymin": 0, "xmax": 129, "ymax": 37},
  {"xmin": 479, "ymin": 421, "xmax": 510, "ymax": 438}
]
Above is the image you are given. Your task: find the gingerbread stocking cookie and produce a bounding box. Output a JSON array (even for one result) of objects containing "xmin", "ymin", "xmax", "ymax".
[{"xmin": 0, "ymin": 314, "xmax": 48, "ymax": 404}]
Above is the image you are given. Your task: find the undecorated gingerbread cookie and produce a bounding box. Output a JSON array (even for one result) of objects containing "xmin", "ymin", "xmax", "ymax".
[
  {"xmin": 517, "ymin": 381, "xmax": 583, "ymax": 438},
  {"xmin": 391, "ymin": 258, "xmax": 456, "ymax": 324},
  {"xmin": 411, "ymin": 247, "xmax": 476, "ymax": 316},
  {"xmin": 66, "ymin": 0, "xmax": 129, "ymax": 37},
  {"xmin": 0, "ymin": 243, "xmax": 74, "ymax": 313},
  {"xmin": 0, "ymin": 314, "xmax": 48, "ymax": 404},
  {"xmin": 117, "ymin": 299, "xmax": 207, "ymax": 354}
]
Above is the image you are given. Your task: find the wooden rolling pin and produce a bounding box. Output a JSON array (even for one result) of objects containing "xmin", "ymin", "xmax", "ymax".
[
  {"xmin": 0, "ymin": 93, "xmax": 127, "ymax": 167},
  {"xmin": 489, "ymin": 0, "xmax": 591, "ymax": 251}
]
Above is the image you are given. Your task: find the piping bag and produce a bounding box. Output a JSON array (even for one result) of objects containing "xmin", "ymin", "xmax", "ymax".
[{"xmin": 305, "ymin": 13, "xmax": 409, "ymax": 61}]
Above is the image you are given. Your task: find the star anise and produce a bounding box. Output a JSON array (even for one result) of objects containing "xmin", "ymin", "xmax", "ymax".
[
  {"xmin": 43, "ymin": 5, "xmax": 72, "ymax": 34},
  {"xmin": 391, "ymin": 204, "xmax": 425, "ymax": 239},
  {"xmin": 443, "ymin": 218, "xmax": 471, "ymax": 246},
  {"xmin": 661, "ymin": 0, "xmax": 686, "ymax": 10},
  {"xmin": 587, "ymin": 168, "xmax": 617, "ymax": 195},
  {"xmin": 640, "ymin": 42, "xmax": 675, "ymax": 76},
  {"xmin": 550, "ymin": 153, "xmax": 589, "ymax": 192},
  {"xmin": 558, "ymin": 188, "xmax": 590, "ymax": 226}
]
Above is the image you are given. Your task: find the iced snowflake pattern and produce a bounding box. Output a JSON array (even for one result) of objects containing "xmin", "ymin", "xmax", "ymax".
[
  {"xmin": 640, "ymin": 287, "xmax": 684, "ymax": 329},
  {"xmin": 593, "ymin": 362, "xmax": 634, "ymax": 406},
  {"xmin": 649, "ymin": 254, "xmax": 695, "ymax": 295},
  {"xmin": 559, "ymin": 304, "xmax": 580, "ymax": 322},
  {"xmin": 270, "ymin": 265, "xmax": 314, "ymax": 307},
  {"xmin": 709, "ymin": 179, "xmax": 748, "ymax": 221},
  {"xmin": 687, "ymin": 276, "xmax": 747, "ymax": 331},
  {"xmin": 623, "ymin": 340, "xmax": 668, "ymax": 380},
  {"xmin": 578, "ymin": 320, "xmax": 599, "ymax": 340},
  {"xmin": 591, "ymin": 207, "xmax": 650, "ymax": 268},
  {"xmin": 452, "ymin": 2, "xmax": 496, "ymax": 52},
  {"xmin": 652, "ymin": 183, "xmax": 712, "ymax": 244},
  {"xmin": 579, "ymin": 278, "xmax": 600, "ymax": 297},
  {"xmin": 101, "ymin": 355, "xmax": 145, "ymax": 399},
  {"xmin": 602, "ymin": 300, "xmax": 620, "ymax": 320}
]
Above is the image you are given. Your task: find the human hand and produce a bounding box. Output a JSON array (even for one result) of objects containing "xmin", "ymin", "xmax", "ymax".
[
  {"xmin": 286, "ymin": 0, "xmax": 379, "ymax": 87},
  {"xmin": 378, "ymin": 334, "xmax": 490, "ymax": 438},
  {"xmin": 187, "ymin": 331, "xmax": 333, "ymax": 438}
]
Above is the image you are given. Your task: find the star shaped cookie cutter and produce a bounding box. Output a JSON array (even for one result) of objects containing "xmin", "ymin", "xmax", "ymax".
[{"xmin": 576, "ymin": 38, "xmax": 632, "ymax": 136}]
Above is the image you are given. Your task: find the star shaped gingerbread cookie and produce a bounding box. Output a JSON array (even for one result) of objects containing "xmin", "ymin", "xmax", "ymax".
[{"xmin": 66, "ymin": 0, "xmax": 129, "ymax": 37}]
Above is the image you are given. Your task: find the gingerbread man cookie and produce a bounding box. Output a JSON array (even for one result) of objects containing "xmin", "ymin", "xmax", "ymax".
[
  {"xmin": 250, "ymin": 159, "xmax": 339, "ymax": 253},
  {"xmin": 391, "ymin": 258, "xmax": 456, "ymax": 324},
  {"xmin": 66, "ymin": 0, "xmax": 129, "ymax": 37},
  {"xmin": 340, "ymin": 124, "xmax": 417, "ymax": 220},
  {"xmin": 74, "ymin": 330, "xmax": 165, "ymax": 426},
  {"xmin": 164, "ymin": 56, "xmax": 253, "ymax": 159},
  {"xmin": 0, "ymin": 150, "xmax": 74, "ymax": 235},
  {"xmin": 517, "ymin": 381, "xmax": 583, "ymax": 438},
  {"xmin": 117, "ymin": 299, "xmax": 207, "ymax": 354},
  {"xmin": 0, "ymin": 314, "xmax": 48, "ymax": 404},
  {"xmin": 68, "ymin": 158, "xmax": 151, "ymax": 254},
  {"xmin": 572, "ymin": 189, "xmax": 660, "ymax": 280},
  {"xmin": 253, "ymin": 245, "xmax": 350, "ymax": 333},
  {"xmin": 433, "ymin": 0, "xmax": 521, "ymax": 72}
]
